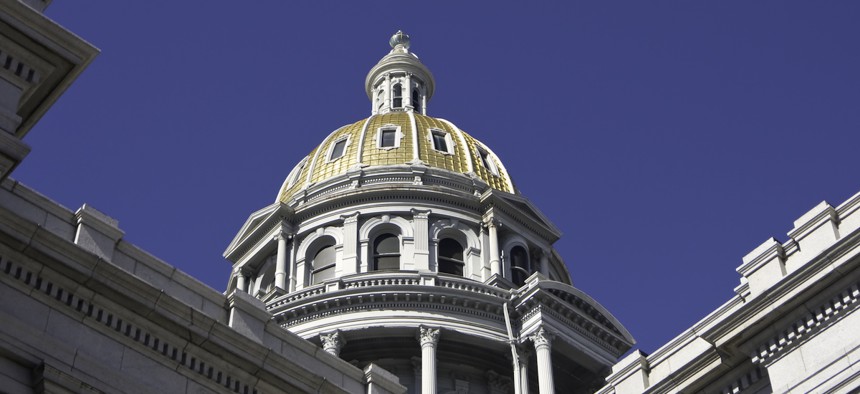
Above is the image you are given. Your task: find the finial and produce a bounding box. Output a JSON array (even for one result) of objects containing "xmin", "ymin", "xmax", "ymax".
[{"xmin": 389, "ymin": 30, "xmax": 410, "ymax": 50}]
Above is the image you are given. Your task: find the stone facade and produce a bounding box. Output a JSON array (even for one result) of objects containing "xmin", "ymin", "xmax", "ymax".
[{"xmin": 599, "ymin": 193, "xmax": 860, "ymax": 393}]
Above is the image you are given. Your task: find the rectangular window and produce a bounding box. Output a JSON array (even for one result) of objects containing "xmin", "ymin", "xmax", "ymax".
[
  {"xmin": 380, "ymin": 129, "xmax": 396, "ymax": 148},
  {"xmin": 432, "ymin": 131, "xmax": 448, "ymax": 152},
  {"xmin": 330, "ymin": 139, "xmax": 347, "ymax": 160}
]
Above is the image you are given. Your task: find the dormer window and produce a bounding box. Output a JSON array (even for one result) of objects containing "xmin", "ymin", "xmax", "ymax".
[
  {"xmin": 477, "ymin": 147, "xmax": 499, "ymax": 176},
  {"xmin": 392, "ymin": 83, "xmax": 403, "ymax": 108},
  {"xmin": 430, "ymin": 129, "xmax": 454, "ymax": 154},
  {"xmin": 376, "ymin": 125, "xmax": 402, "ymax": 149},
  {"xmin": 328, "ymin": 138, "xmax": 348, "ymax": 161},
  {"xmin": 285, "ymin": 156, "xmax": 308, "ymax": 188}
]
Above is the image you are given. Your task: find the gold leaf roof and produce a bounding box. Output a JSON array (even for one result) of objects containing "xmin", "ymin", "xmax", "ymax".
[{"xmin": 277, "ymin": 112, "xmax": 515, "ymax": 203}]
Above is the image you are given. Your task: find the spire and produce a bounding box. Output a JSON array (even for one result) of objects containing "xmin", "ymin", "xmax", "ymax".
[{"xmin": 366, "ymin": 31, "xmax": 435, "ymax": 115}]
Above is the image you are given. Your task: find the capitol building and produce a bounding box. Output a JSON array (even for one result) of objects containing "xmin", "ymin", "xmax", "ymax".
[{"xmin": 0, "ymin": 2, "xmax": 858, "ymax": 393}]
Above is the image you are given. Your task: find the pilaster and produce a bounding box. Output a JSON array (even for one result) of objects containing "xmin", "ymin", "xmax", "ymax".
[
  {"xmin": 412, "ymin": 209, "xmax": 430, "ymax": 271},
  {"xmin": 340, "ymin": 212, "xmax": 360, "ymax": 275}
]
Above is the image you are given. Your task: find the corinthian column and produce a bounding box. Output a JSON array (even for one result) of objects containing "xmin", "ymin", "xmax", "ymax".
[
  {"xmin": 531, "ymin": 326, "xmax": 555, "ymax": 394},
  {"xmin": 418, "ymin": 326, "xmax": 440, "ymax": 394},
  {"xmin": 320, "ymin": 330, "xmax": 346, "ymax": 357}
]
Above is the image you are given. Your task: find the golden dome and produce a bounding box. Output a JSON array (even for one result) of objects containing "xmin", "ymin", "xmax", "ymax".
[{"xmin": 277, "ymin": 112, "xmax": 515, "ymax": 203}]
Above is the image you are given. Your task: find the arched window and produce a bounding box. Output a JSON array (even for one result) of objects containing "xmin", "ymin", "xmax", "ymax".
[
  {"xmin": 510, "ymin": 246, "xmax": 530, "ymax": 286},
  {"xmin": 312, "ymin": 244, "xmax": 337, "ymax": 284},
  {"xmin": 438, "ymin": 238, "xmax": 464, "ymax": 276},
  {"xmin": 412, "ymin": 89, "xmax": 421, "ymax": 112},
  {"xmin": 392, "ymin": 84, "xmax": 403, "ymax": 108},
  {"xmin": 373, "ymin": 234, "xmax": 400, "ymax": 270}
]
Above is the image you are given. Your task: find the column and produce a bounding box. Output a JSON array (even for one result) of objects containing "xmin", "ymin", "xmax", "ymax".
[
  {"xmin": 404, "ymin": 73, "xmax": 413, "ymax": 110},
  {"xmin": 274, "ymin": 232, "xmax": 289, "ymax": 290},
  {"xmin": 487, "ymin": 219, "xmax": 501, "ymax": 277},
  {"xmin": 384, "ymin": 73, "xmax": 391, "ymax": 111},
  {"xmin": 320, "ymin": 330, "xmax": 346, "ymax": 357},
  {"xmin": 418, "ymin": 326, "xmax": 440, "ymax": 394},
  {"xmin": 236, "ymin": 268, "xmax": 248, "ymax": 292},
  {"xmin": 518, "ymin": 346, "xmax": 532, "ymax": 394},
  {"xmin": 539, "ymin": 249, "xmax": 550, "ymax": 277},
  {"xmin": 531, "ymin": 326, "xmax": 555, "ymax": 394}
]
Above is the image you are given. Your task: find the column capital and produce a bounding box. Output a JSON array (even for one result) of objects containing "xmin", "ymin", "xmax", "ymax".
[
  {"xmin": 418, "ymin": 325, "xmax": 440, "ymax": 347},
  {"xmin": 411, "ymin": 208, "xmax": 431, "ymax": 219},
  {"xmin": 340, "ymin": 211, "xmax": 361, "ymax": 224},
  {"xmin": 530, "ymin": 326, "xmax": 555, "ymax": 349},
  {"xmin": 238, "ymin": 266, "xmax": 253, "ymax": 276},
  {"xmin": 483, "ymin": 217, "xmax": 501, "ymax": 229},
  {"xmin": 517, "ymin": 344, "xmax": 534, "ymax": 361},
  {"xmin": 320, "ymin": 330, "xmax": 347, "ymax": 357}
]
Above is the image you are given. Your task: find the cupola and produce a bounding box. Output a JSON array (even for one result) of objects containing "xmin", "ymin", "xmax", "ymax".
[{"xmin": 365, "ymin": 31, "xmax": 435, "ymax": 115}]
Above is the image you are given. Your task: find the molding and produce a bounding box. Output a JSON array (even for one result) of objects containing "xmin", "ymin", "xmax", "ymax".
[{"xmin": 750, "ymin": 281, "xmax": 860, "ymax": 365}]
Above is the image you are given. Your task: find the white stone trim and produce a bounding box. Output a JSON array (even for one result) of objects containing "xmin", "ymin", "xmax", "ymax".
[
  {"xmin": 427, "ymin": 127, "xmax": 456, "ymax": 155},
  {"xmin": 355, "ymin": 115, "xmax": 374, "ymax": 163},
  {"xmin": 475, "ymin": 144, "xmax": 500, "ymax": 176},
  {"xmin": 374, "ymin": 124, "xmax": 403, "ymax": 150},
  {"xmin": 407, "ymin": 111, "xmax": 420, "ymax": 161},
  {"xmin": 296, "ymin": 227, "xmax": 344, "ymax": 263},
  {"xmin": 359, "ymin": 215, "xmax": 415, "ymax": 240},
  {"xmin": 325, "ymin": 135, "xmax": 351, "ymax": 162}
]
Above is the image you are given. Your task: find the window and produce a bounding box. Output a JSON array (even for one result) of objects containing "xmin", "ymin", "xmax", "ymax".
[
  {"xmin": 373, "ymin": 234, "xmax": 400, "ymax": 270},
  {"xmin": 431, "ymin": 130, "xmax": 449, "ymax": 153},
  {"xmin": 510, "ymin": 246, "xmax": 530, "ymax": 286},
  {"xmin": 392, "ymin": 84, "xmax": 403, "ymax": 108},
  {"xmin": 329, "ymin": 139, "xmax": 347, "ymax": 161},
  {"xmin": 376, "ymin": 126, "xmax": 401, "ymax": 149},
  {"xmin": 438, "ymin": 238, "xmax": 464, "ymax": 276},
  {"xmin": 312, "ymin": 245, "xmax": 337, "ymax": 284},
  {"xmin": 412, "ymin": 89, "xmax": 421, "ymax": 112},
  {"xmin": 380, "ymin": 129, "xmax": 396, "ymax": 148},
  {"xmin": 477, "ymin": 147, "xmax": 499, "ymax": 176}
]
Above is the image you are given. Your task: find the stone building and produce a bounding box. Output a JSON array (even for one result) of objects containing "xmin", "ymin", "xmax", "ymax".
[{"xmin": 1, "ymin": 2, "xmax": 858, "ymax": 393}]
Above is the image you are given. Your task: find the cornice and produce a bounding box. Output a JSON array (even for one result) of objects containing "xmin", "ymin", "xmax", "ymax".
[
  {"xmin": 268, "ymin": 272, "xmax": 512, "ymax": 330},
  {"xmin": 749, "ymin": 280, "xmax": 859, "ymax": 365}
]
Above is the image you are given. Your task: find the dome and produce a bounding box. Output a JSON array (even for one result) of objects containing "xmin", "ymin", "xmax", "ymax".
[
  {"xmin": 277, "ymin": 31, "xmax": 515, "ymax": 204},
  {"xmin": 277, "ymin": 112, "xmax": 515, "ymax": 203},
  {"xmin": 225, "ymin": 32, "xmax": 634, "ymax": 394}
]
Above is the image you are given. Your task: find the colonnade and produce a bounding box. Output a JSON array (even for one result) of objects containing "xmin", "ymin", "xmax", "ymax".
[{"xmin": 316, "ymin": 325, "xmax": 558, "ymax": 394}]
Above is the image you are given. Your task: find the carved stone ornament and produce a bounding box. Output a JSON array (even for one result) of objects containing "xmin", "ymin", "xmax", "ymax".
[
  {"xmin": 320, "ymin": 330, "xmax": 346, "ymax": 356},
  {"xmin": 419, "ymin": 326, "xmax": 440, "ymax": 347},
  {"xmin": 530, "ymin": 326, "xmax": 554, "ymax": 349}
]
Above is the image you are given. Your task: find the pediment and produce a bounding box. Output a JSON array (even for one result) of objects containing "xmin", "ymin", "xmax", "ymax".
[
  {"xmin": 223, "ymin": 202, "xmax": 291, "ymax": 261},
  {"xmin": 482, "ymin": 190, "xmax": 562, "ymax": 242}
]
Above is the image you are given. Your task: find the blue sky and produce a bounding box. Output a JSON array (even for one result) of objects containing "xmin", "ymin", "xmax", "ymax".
[{"xmin": 19, "ymin": 2, "xmax": 860, "ymax": 355}]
